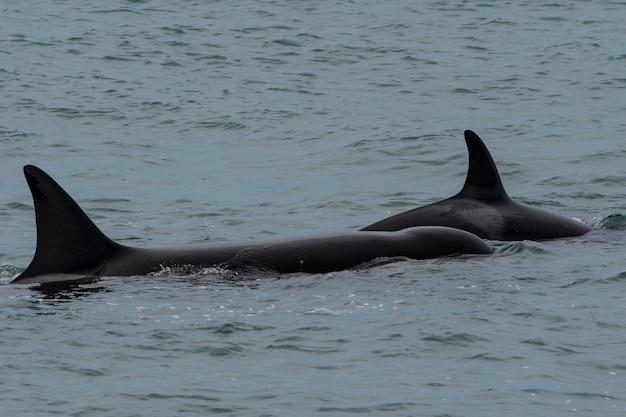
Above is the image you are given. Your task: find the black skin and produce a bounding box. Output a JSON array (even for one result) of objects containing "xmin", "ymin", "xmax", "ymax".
[
  {"xmin": 11, "ymin": 165, "xmax": 492, "ymax": 285},
  {"xmin": 361, "ymin": 130, "xmax": 592, "ymax": 241}
]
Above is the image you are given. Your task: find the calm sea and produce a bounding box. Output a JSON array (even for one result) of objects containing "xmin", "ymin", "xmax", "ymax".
[{"xmin": 2, "ymin": 1, "xmax": 626, "ymax": 416}]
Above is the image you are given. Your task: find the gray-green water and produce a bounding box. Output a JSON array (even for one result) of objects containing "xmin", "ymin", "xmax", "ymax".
[{"xmin": 2, "ymin": 1, "xmax": 626, "ymax": 416}]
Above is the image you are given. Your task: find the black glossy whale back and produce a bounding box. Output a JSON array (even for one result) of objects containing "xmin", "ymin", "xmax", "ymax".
[{"xmin": 361, "ymin": 130, "xmax": 592, "ymax": 240}]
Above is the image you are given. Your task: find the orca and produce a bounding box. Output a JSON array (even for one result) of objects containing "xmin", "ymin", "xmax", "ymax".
[
  {"xmin": 361, "ymin": 130, "xmax": 592, "ymax": 241},
  {"xmin": 10, "ymin": 165, "xmax": 492, "ymax": 285}
]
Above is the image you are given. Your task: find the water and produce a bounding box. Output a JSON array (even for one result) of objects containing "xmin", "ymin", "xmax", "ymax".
[{"xmin": 2, "ymin": 1, "xmax": 626, "ymax": 415}]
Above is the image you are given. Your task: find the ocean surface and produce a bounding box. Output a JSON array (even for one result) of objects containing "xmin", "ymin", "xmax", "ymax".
[{"xmin": 2, "ymin": 1, "xmax": 626, "ymax": 416}]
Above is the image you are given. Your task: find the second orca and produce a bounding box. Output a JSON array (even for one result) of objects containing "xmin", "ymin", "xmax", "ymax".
[{"xmin": 361, "ymin": 130, "xmax": 592, "ymax": 241}]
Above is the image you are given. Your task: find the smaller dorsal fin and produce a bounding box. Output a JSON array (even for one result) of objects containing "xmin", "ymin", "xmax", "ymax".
[
  {"xmin": 13, "ymin": 166, "xmax": 114, "ymax": 282},
  {"xmin": 457, "ymin": 130, "xmax": 510, "ymax": 202}
]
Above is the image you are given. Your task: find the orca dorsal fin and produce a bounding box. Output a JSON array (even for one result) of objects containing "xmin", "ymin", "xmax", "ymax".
[
  {"xmin": 456, "ymin": 130, "xmax": 510, "ymax": 202},
  {"xmin": 13, "ymin": 166, "xmax": 114, "ymax": 282}
]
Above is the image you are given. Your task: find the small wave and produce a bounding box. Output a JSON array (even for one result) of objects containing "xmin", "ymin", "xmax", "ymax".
[
  {"xmin": 559, "ymin": 277, "xmax": 592, "ymax": 288},
  {"xmin": 422, "ymin": 332, "xmax": 489, "ymax": 347},
  {"xmin": 89, "ymin": 8, "xmax": 142, "ymax": 15},
  {"xmin": 318, "ymin": 402, "xmax": 418, "ymax": 413},
  {"xmin": 4, "ymin": 202, "xmax": 32, "ymax": 211},
  {"xmin": 596, "ymin": 213, "xmax": 626, "ymax": 230},
  {"xmin": 305, "ymin": 307, "xmax": 341, "ymax": 315},
  {"xmin": 464, "ymin": 352, "xmax": 506, "ymax": 362},
  {"xmin": 184, "ymin": 322, "xmax": 274, "ymax": 337},
  {"xmin": 101, "ymin": 55, "xmax": 136, "ymax": 62},
  {"xmin": 0, "ymin": 128, "xmax": 42, "ymax": 141},
  {"xmin": 496, "ymin": 241, "xmax": 554, "ymax": 256},
  {"xmin": 596, "ymin": 271, "xmax": 626, "ymax": 284},
  {"xmin": 195, "ymin": 120, "xmax": 247, "ymax": 130},
  {"xmin": 0, "ymin": 264, "xmax": 20, "ymax": 284}
]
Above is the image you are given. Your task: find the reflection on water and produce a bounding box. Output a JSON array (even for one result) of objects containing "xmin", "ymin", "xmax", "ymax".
[{"xmin": 30, "ymin": 279, "xmax": 110, "ymax": 301}]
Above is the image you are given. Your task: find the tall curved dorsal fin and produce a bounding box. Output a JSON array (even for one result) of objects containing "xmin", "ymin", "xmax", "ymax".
[
  {"xmin": 457, "ymin": 130, "xmax": 510, "ymax": 202},
  {"xmin": 13, "ymin": 166, "xmax": 114, "ymax": 282}
]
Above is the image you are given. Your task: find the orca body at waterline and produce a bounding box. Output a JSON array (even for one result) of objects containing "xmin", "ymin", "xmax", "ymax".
[
  {"xmin": 11, "ymin": 165, "xmax": 492, "ymax": 285},
  {"xmin": 362, "ymin": 130, "xmax": 592, "ymax": 241}
]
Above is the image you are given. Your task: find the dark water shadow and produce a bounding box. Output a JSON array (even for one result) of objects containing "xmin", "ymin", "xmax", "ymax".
[{"xmin": 30, "ymin": 278, "xmax": 111, "ymax": 300}]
